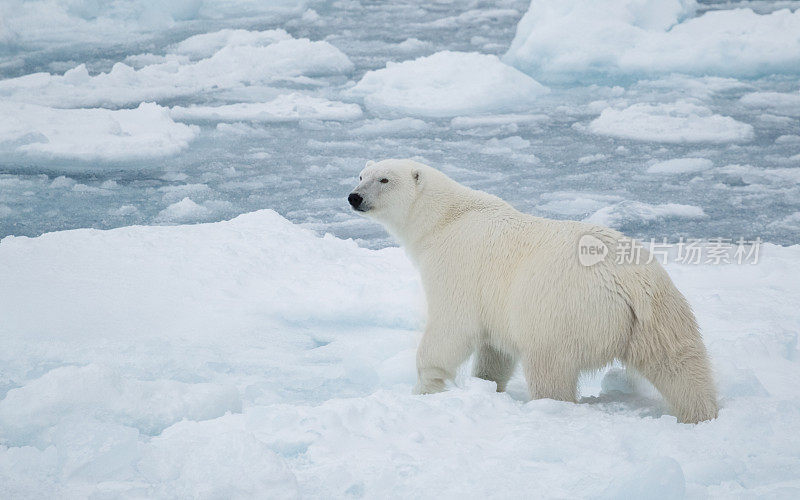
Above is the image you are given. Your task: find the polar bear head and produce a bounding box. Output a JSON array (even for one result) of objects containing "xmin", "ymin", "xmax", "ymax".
[{"xmin": 347, "ymin": 159, "xmax": 425, "ymax": 228}]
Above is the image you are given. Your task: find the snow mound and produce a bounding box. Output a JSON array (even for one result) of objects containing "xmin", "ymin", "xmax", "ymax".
[
  {"xmin": 585, "ymin": 201, "xmax": 707, "ymax": 228},
  {"xmin": 141, "ymin": 417, "xmax": 299, "ymax": 499},
  {"xmin": 647, "ymin": 158, "xmax": 714, "ymax": 175},
  {"xmin": 1, "ymin": 211, "xmax": 800, "ymax": 496},
  {"xmin": 0, "ymin": 31, "xmax": 353, "ymax": 107},
  {"xmin": 504, "ymin": 0, "xmax": 800, "ymax": 82},
  {"xmin": 171, "ymin": 94, "xmax": 362, "ymax": 123},
  {"xmin": 0, "ymin": 102, "xmax": 198, "ymax": 160},
  {"xmin": 586, "ymin": 101, "xmax": 754, "ymax": 143},
  {"xmin": 0, "ymin": 364, "xmax": 241, "ymax": 440},
  {"xmin": 349, "ymin": 51, "xmax": 548, "ymax": 118}
]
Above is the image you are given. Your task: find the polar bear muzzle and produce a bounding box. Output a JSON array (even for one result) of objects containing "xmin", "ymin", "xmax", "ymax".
[{"xmin": 348, "ymin": 192, "xmax": 369, "ymax": 212}]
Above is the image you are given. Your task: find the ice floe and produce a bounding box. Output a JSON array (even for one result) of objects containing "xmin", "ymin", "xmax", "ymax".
[
  {"xmin": 585, "ymin": 101, "xmax": 754, "ymax": 143},
  {"xmin": 0, "ymin": 102, "xmax": 198, "ymax": 160},
  {"xmin": 349, "ymin": 51, "xmax": 548, "ymax": 118},
  {"xmin": 505, "ymin": 0, "xmax": 800, "ymax": 82}
]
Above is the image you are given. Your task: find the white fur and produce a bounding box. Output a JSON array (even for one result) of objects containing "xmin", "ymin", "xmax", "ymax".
[{"xmin": 350, "ymin": 159, "xmax": 718, "ymax": 423}]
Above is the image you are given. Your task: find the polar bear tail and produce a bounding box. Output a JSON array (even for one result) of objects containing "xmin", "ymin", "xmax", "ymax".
[{"xmin": 620, "ymin": 264, "xmax": 719, "ymax": 424}]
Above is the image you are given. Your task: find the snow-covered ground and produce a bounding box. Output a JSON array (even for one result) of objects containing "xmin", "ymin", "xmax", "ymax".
[
  {"xmin": 2, "ymin": 0, "xmax": 800, "ymax": 497},
  {"xmin": 1, "ymin": 212, "xmax": 799, "ymax": 497}
]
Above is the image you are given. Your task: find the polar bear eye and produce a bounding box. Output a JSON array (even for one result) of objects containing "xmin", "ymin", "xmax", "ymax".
[
  {"xmin": 359, "ymin": 175, "xmax": 362, "ymax": 181},
  {"xmin": 380, "ymin": 178, "xmax": 389, "ymax": 184}
]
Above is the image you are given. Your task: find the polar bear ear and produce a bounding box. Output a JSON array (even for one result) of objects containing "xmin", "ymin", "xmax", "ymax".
[{"xmin": 365, "ymin": 160, "xmax": 375, "ymax": 168}]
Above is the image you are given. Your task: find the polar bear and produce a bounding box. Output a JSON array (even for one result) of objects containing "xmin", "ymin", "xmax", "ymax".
[{"xmin": 348, "ymin": 159, "xmax": 718, "ymax": 423}]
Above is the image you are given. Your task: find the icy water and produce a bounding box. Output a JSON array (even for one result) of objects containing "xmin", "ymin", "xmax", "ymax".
[{"xmin": 1, "ymin": 0, "xmax": 798, "ymax": 248}]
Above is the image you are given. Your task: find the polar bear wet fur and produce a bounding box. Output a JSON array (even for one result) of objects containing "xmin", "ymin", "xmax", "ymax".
[{"xmin": 349, "ymin": 159, "xmax": 718, "ymax": 423}]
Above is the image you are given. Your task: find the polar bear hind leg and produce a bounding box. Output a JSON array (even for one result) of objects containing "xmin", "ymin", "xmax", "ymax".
[
  {"xmin": 521, "ymin": 347, "xmax": 582, "ymax": 403},
  {"xmin": 473, "ymin": 343, "xmax": 516, "ymax": 392},
  {"xmin": 625, "ymin": 322, "xmax": 718, "ymax": 424},
  {"xmin": 621, "ymin": 268, "xmax": 719, "ymax": 423}
]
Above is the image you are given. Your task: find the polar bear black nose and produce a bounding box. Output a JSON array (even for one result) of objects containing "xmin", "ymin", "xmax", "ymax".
[{"xmin": 348, "ymin": 193, "xmax": 363, "ymax": 208}]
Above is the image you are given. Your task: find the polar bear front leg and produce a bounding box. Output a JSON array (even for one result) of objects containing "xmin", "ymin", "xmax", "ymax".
[{"xmin": 413, "ymin": 314, "xmax": 476, "ymax": 395}]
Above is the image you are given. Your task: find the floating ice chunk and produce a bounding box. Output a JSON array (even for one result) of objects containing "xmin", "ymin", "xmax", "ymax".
[
  {"xmin": 482, "ymin": 136, "xmax": 530, "ymax": 155},
  {"xmin": 49, "ymin": 175, "xmax": 76, "ymax": 188},
  {"xmin": 394, "ymin": 38, "xmax": 431, "ymax": 53},
  {"xmin": 0, "ymin": 0, "xmax": 307, "ymax": 53},
  {"xmin": 740, "ymin": 91, "xmax": 800, "ymax": 117},
  {"xmin": 158, "ymin": 184, "xmax": 212, "ymax": 204},
  {"xmin": 168, "ymin": 28, "xmax": 293, "ymax": 59},
  {"xmin": 647, "ymin": 157, "xmax": 714, "ymax": 174},
  {"xmin": 585, "ymin": 200, "xmax": 707, "ymax": 227},
  {"xmin": 536, "ymin": 191, "xmax": 624, "ymax": 216},
  {"xmin": 171, "ymin": 94, "xmax": 362, "ymax": 123},
  {"xmin": 155, "ymin": 197, "xmax": 211, "ymax": 224},
  {"xmin": 505, "ymin": 0, "xmax": 800, "ymax": 82},
  {"xmin": 349, "ymin": 118, "xmax": 430, "ymax": 136},
  {"xmin": 423, "ymin": 8, "xmax": 520, "ymax": 28},
  {"xmin": 635, "ymin": 75, "xmax": 750, "ymax": 99},
  {"xmin": 450, "ymin": 113, "xmax": 548, "ymax": 129},
  {"xmin": 715, "ymin": 164, "xmax": 800, "ymax": 186},
  {"xmin": 109, "ymin": 205, "xmax": 140, "ymax": 217},
  {"xmin": 0, "ymin": 102, "xmax": 198, "ymax": 160},
  {"xmin": 586, "ymin": 101, "xmax": 754, "ymax": 143},
  {"xmin": 0, "ymin": 34, "xmax": 354, "ymax": 107},
  {"xmin": 300, "ymin": 8, "xmax": 320, "ymax": 23},
  {"xmin": 775, "ymin": 135, "xmax": 800, "ymax": 145},
  {"xmin": 349, "ymin": 51, "xmax": 548, "ymax": 118},
  {"xmin": 577, "ymin": 153, "xmax": 606, "ymax": 165}
]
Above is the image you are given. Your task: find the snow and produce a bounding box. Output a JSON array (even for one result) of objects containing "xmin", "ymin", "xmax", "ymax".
[
  {"xmin": 505, "ymin": 0, "xmax": 800, "ymax": 83},
  {"xmin": 0, "ymin": 102, "xmax": 198, "ymax": 160},
  {"xmin": 2, "ymin": 211, "xmax": 800, "ymax": 497},
  {"xmin": 647, "ymin": 158, "xmax": 714, "ymax": 175},
  {"xmin": 170, "ymin": 94, "xmax": 363, "ymax": 123},
  {"xmin": 349, "ymin": 51, "xmax": 548, "ymax": 118},
  {"xmin": 585, "ymin": 101, "xmax": 755, "ymax": 143}
]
